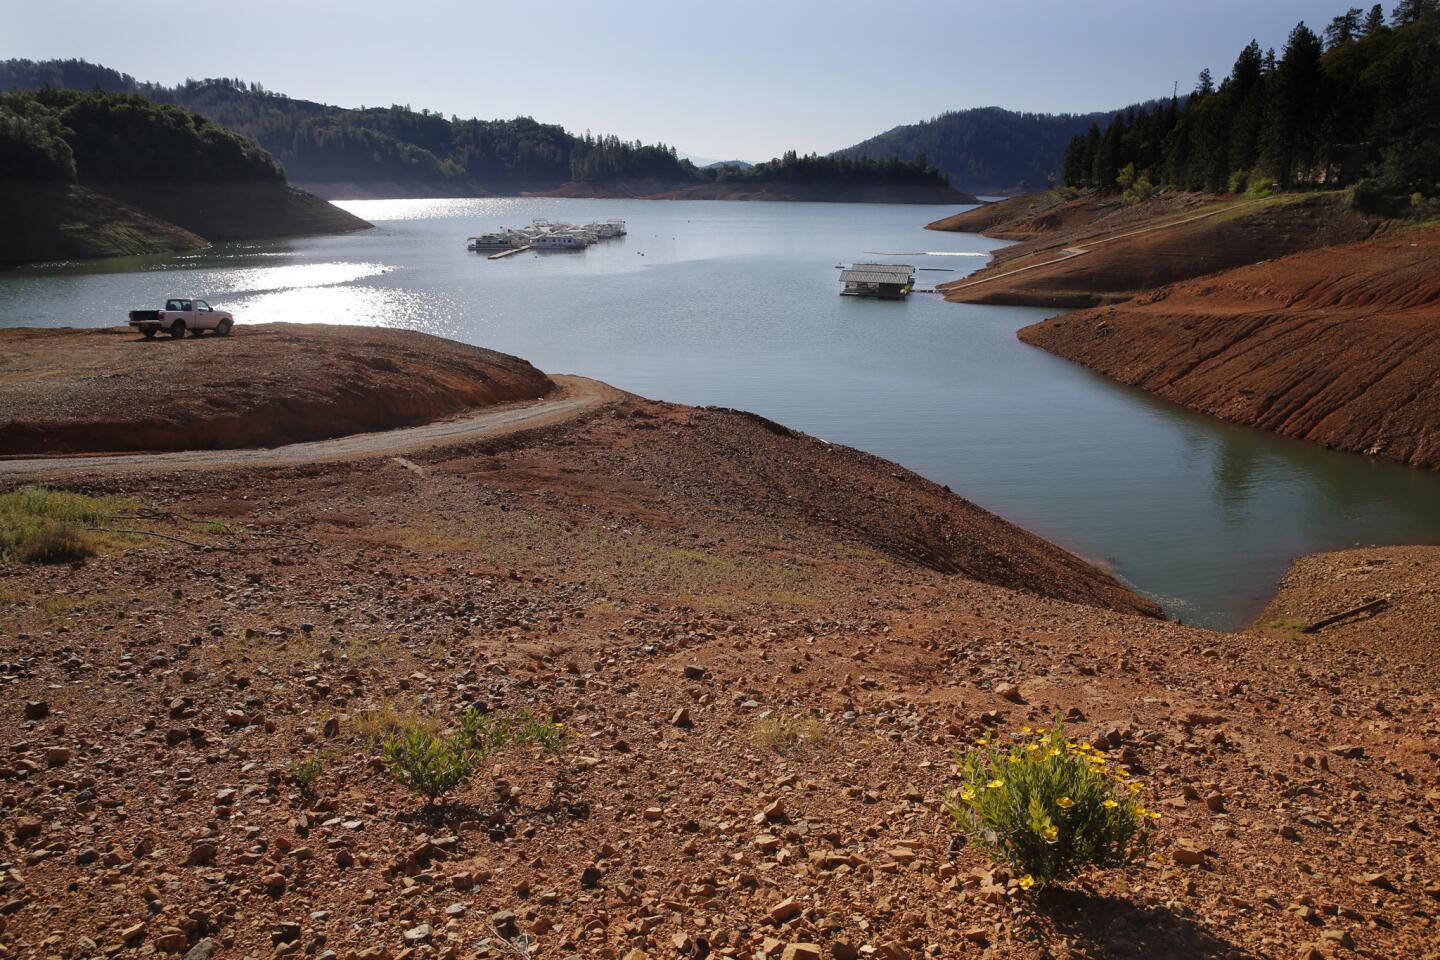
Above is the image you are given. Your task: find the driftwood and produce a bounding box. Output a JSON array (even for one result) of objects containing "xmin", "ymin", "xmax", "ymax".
[
  {"xmin": 86, "ymin": 527, "xmax": 211, "ymax": 549},
  {"xmin": 1300, "ymin": 597, "xmax": 1390, "ymax": 634}
]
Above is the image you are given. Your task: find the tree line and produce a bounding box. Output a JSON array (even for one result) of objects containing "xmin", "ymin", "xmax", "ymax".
[
  {"xmin": 1060, "ymin": 2, "xmax": 1439, "ymax": 201},
  {"xmin": 0, "ymin": 87, "xmax": 283, "ymax": 184},
  {"xmin": 0, "ymin": 59, "xmax": 949, "ymax": 190}
]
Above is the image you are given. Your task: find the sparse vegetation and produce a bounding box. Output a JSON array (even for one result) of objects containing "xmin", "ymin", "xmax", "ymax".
[
  {"xmin": 379, "ymin": 707, "xmax": 574, "ymax": 808},
  {"xmin": 944, "ymin": 720, "xmax": 1154, "ymax": 889},
  {"xmin": 0, "ymin": 486, "xmax": 119, "ymax": 564},
  {"xmin": 754, "ymin": 714, "xmax": 828, "ymax": 755},
  {"xmin": 288, "ymin": 755, "xmax": 328, "ymax": 799}
]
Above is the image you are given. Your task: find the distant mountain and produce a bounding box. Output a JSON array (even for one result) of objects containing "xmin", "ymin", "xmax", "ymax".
[
  {"xmin": 835, "ymin": 103, "xmax": 1173, "ymax": 196},
  {"xmin": 703, "ymin": 160, "xmax": 754, "ymax": 170},
  {"xmin": 0, "ymin": 59, "xmax": 961, "ymax": 202}
]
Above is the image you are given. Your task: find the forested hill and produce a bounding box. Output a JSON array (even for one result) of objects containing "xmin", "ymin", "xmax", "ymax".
[
  {"xmin": 0, "ymin": 59, "xmax": 956, "ymax": 199},
  {"xmin": 1060, "ymin": 2, "xmax": 1439, "ymax": 206},
  {"xmin": 0, "ymin": 86, "xmax": 367, "ymax": 263},
  {"xmin": 832, "ymin": 105, "xmax": 1170, "ymax": 195}
]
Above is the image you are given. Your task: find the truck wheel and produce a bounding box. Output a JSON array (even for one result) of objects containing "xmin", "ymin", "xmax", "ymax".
[
  {"xmin": 217, "ymin": 318, "xmax": 233, "ymax": 337},
  {"xmin": 169, "ymin": 320, "xmax": 186, "ymax": 339},
  {"xmin": 142, "ymin": 328, "xmax": 156, "ymax": 340}
]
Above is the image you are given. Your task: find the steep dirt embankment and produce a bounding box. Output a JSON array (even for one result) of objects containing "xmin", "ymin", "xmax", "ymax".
[
  {"xmin": 933, "ymin": 192, "xmax": 1375, "ymax": 308},
  {"xmin": 0, "ymin": 324, "xmax": 553, "ymax": 455},
  {"xmin": 624, "ymin": 405, "xmax": 1159, "ymax": 617},
  {"xmin": 1019, "ymin": 227, "xmax": 1440, "ymax": 469},
  {"xmin": 0, "ymin": 181, "xmax": 207, "ymax": 263}
]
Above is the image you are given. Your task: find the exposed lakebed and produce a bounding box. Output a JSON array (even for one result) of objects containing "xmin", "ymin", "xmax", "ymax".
[{"xmin": 3, "ymin": 197, "xmax": 1439, "ymax": 628}]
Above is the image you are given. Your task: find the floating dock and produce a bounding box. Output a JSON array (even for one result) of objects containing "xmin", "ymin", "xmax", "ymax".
[
  {"xmin": 468, "ymin": 219, "xmax": 626, "ymax": 257},
  {"xmin": 839, "ymin": 263, "xmax": 916, "ymax": 299}
]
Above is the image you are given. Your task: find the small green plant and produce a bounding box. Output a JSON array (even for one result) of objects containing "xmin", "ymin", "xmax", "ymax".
[
  {"xmin": 289, "ymin": 755, "xmax": 327, "ymax": 798},
  {"xmin": 459, "ymin": 707, "xmax": 572, "ymax": 757},
  {"xmin": 754, "ymin": 714, "xmax": 828, "ymax": 755},
  {"xmin": 0, "ymin": 486, "xmax": 119, "ymax": 564},
  {"xmin": 944, "ymin": 719, "xmax": 1155, "ymax": 889},
  {"xmin": 381, "ymin": 726, "xmax": 478, "ymax": 807}
]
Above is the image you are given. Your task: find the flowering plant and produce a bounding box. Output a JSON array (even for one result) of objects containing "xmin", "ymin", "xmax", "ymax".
[{"xmin": 944, "ymin": 718, "xmax": 1155, "ymax": 888}]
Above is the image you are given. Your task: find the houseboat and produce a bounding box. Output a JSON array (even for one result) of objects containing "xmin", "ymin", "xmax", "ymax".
[{"xmin": 838, "ymin": 263, "xmax": 916, "ymax": 299}]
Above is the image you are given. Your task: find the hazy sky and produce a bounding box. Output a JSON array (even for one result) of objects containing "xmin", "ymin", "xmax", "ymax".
[{"xmin": 7, "ymin": 0, "xmax": 1353, "ymax": 160}]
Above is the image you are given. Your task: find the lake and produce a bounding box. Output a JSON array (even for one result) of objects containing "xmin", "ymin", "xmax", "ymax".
[{"xmin": 4, "ymin": 197, "xmax": 1439, "ymax": 629}]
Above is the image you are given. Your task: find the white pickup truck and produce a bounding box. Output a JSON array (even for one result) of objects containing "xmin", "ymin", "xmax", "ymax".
[{"xmin": 128, "ymin": 298, "xmax": 235, "ymax": 339}]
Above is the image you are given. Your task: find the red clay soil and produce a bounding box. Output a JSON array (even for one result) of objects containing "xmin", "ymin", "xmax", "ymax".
[
  {"xmin": 1, "ymin": 396, "xmax": 1436, "ymax": 959},
  {"xmin": 1019, "ymin": 226, "xmax": 1440, "ymax": 470},
  {"xmin": 934, "ymin": 192, "xmax": 1375, "ymax": 308},
  {"xmin": 0, "ymin": 324, "xmax": 554, "ymax": 456}
]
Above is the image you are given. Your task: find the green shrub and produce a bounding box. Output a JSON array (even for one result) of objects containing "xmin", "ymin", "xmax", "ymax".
[
  {"xmin": 381, "ymin": 727, "xmax": 478, "ymax": 806},
  {"xmin": 944, "ymin": 720, "xmax": 1154, "ymax": 889},
  {"xmin": 1227, "ymin": 169, "xmax": 1250, "ymax": 194}
]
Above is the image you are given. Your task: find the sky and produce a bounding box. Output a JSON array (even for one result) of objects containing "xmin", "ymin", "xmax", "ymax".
[{"xmin": 6, "ymin": 0, "xmax": 1357, "ymax": 161}]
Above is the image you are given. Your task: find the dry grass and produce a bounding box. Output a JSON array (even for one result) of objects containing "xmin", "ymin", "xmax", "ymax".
[
  {"xmin": 349, "ymin": 703, "xmax": 440, "ymax": 744},
  {"xmin": 0, "ymin": 486, "xmax": 125, "ymax": 564},
  {"xmin": 754, "ymin": 714, "xmax": 830, "ymax": 755}
]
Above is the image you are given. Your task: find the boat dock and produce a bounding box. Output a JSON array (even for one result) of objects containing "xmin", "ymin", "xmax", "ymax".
[
  {"xmin": 468, "ymin": 219, "xmax": 626, "ymax": 257},
  {"xmin": 839, "ymin": 263, "xmax": 916, "ymax": 299}
]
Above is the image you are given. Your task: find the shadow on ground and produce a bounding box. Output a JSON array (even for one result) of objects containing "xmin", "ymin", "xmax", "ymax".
[{"xmin": 1035, "ymin": 888, "xmax": 1249, "ymax": 959}]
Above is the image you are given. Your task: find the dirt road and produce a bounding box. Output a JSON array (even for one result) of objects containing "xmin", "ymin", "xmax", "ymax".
[{"xmin": 0, "ymin": 375, "xmax": 619, "ymax": 478}]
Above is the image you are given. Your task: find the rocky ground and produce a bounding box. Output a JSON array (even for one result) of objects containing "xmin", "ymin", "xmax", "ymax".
[
  {"xmin": 2, "ymin": 392, "xmax": 1436, "ymax": 960},
  {"xmin": 1017, "ymin": 226, "xmax": 1440, "ymax": 471},
  {"xmin": 0, "ymin": 326, "xmax": 553, "ymax": 457}
]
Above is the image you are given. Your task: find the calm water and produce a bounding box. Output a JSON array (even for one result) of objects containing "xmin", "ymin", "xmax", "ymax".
[{"xmin": 4, "ymin": 197, "xmax": 1439, "ymax": 628}]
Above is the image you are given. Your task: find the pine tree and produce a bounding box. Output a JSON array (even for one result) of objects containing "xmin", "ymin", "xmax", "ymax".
[
  {"xmin": 1326, "ymin": 8, "xmax": 1364, "ymax": 47},
  {"xmin": 1363, "ymin": 4, "xmax": 1387, "ymax": 32}
]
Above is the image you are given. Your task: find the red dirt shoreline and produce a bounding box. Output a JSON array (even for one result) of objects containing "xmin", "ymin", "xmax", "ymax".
[
  {"xmin": 0, "ymin": 325, "xmax": 554, "ymax": 456},
  {"xmin": 1017, "ymin": 226, "xmax": 1440, "ymax": 470}
]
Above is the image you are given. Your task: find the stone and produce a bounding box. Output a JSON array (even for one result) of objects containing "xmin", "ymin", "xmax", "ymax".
[
  {"xmin": 14, "ymin": 818, "xmax": 42, "ymax": 840},
  {"xmin": 187, "ymin": 843, "xmax": 218, "ymax": 867},
  {"xmin": 962, "ymin": 928, "xmax": 991, "ymax": 945},
  {"xmin": 23, "ymin": 701, "xmax": 49, "ymax": 720},
  {"xmin": 993, "ymin": 682, "xmax": 1024, "ymax": 703},
  {"xmin": 1328, "ymin": 744, "xmax": 1365, "ymax": 759},
  {"xmin": 1204, "ymin": 792, "xmax": 1226, "ymax": 813},
  {"xmin": 402, "ymin": 924, "xmax": 433, "ymax": 943},
  {"xmin": 579, "ymin": 864, "xmax": 603, "ymax": 888},
  {"xmin": 768, "ymin": 897, "xmax": 802, "ymax": 923},
  {"xmin": 670, "ymin": 706, "xmax": 692, "ymax": 728},
  {"xmin": 780, "ymin": 945, "xmax": 823, "ymax": 960},
  {"xmin": 44, "ymin": 746, "xmax": 71, "ymax": 767},
  {"xmin": 1172, "ymin": 843, "xmax": 1206, "ymax": 866},
  {"xmin": 763, "ymin": 797, "xmax": 788, "ymax": 822},
  {"xmin": 683, "ymin": 664, "xmax": 706, "ymax": 679}
]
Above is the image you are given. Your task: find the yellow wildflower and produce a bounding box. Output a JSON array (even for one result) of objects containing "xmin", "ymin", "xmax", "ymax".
[
  {"xmin": 986, "ymin": 779, "xmax": 1005, "ymax": 789},
  {"xmin": 959, "ymin": 787, "xmax": 975, "ymax": 801},
  {"xmin": 1018, "ymin": 874, "xmax": 1036, "ymax": 890},
  {"xmin": 1056, "ymin": 796, "xmax": 1074, "ymax": 809},
  {"xmin": 1102, "ymin": 799, "xmax": 1119, "ymax": 809},
  {"xmin": 1042, "ymin": 825, "xmax": 1060, "ymax": 842}
]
